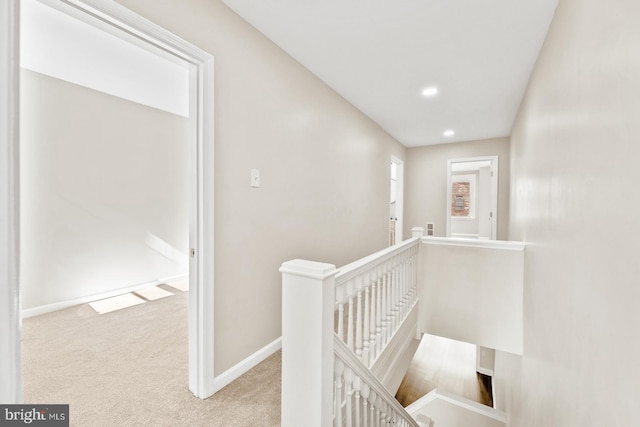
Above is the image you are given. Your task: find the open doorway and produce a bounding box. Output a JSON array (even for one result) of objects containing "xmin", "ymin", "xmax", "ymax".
[
  {"xmin": 10, "ymin": 0, "xmax": 215, "ymax": 401},
  {"xmin": 446, "ymin": 156, "xmax": 498, "ymax": 240},
  {"xmin": 20, "ymin": 0, "xmax": 191, "ymax": 317},
  {"xmin": 390, "ymin": 157, "xmax": 404, "ymax": 245}
]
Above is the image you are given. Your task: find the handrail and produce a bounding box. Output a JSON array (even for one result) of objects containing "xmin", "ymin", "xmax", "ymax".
[
  {"xmin": 332, "ymin": 237, "xmax": 419, "ymax": 368},
  {"xmin": 421, "ymin": 236, "xmax": 525, "ymax": 251},
  {"xmin": 336, "ymin": 236, "xmax": 420, "ymax": 285},
  {"xmin": 280, "ymin": 234, "xmax": 423, "ymax": 427},
  {"xmin": 334, "ymin": 334, "xmax": 420, "ymax": 427}
]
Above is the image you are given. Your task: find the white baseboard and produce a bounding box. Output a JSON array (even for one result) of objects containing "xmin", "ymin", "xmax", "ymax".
[
  {"xmin": 212, "ymin": 336, "xmax": 282, "ymax": 394},
  {"xmin": 21, "ymin": 274, "xmax": 188, "ymax": 318},
  {"xmin": 406, "ymin": 388, "xmax": 507, "ymax": 423}
]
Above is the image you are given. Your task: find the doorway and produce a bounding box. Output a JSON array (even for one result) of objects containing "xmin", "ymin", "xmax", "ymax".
[
  {"xmin": 446, "ymin": 156, "xmax": 498, "ymax": 240},
  {"xmin": 390, "ymin": 157, "xmax": 404, "ymax": 245},
  {"xmin": 0, "ymin": 0, "xmax": 215, "ymax": 402}
]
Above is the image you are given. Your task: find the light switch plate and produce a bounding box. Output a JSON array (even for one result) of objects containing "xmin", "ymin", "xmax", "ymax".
[{"xmin": 251, "ymin": 169, "xmax": 260, "ymax": 188}]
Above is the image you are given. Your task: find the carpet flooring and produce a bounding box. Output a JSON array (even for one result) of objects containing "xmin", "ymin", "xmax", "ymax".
[{"xmin": 22, "ymin": 285, "xmax": 281, "ymax": 426}]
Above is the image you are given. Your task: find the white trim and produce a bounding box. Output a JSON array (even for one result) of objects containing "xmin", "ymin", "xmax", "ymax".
[
  {"xmin": 446, "ymin": 155, "xmax": 498, "ymax": 240},
  {"xmin": 19, "ymin": 0, "xmax": 216, "ymax": 399},
  {"xmin": 476, "ymin": 366, "xmax": 494, "ymax": 377},
  {"xmin": 421, "ymin": 236, "xmax": 525, "ymax": 251},
  {"xmin": 279, "ymin": 259, "xmax": 339, "ymax": 280},
  {"xmin": 406, "ymin": 388, "xmax": 507, "ymax": 423},
  {"xmin": 0, "ymin": 0, "xmax": 22, "ymax": 404},
  {"xmin": 212, "ymin": 337, "xmax": 282, "ymax": 393},
  {"xmin": 21, "ymin": 274, "xmax": 188, "ymax": 319}
]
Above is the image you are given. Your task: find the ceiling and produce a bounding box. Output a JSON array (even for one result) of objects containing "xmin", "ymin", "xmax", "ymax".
[
  {"xmin": 221, "ymin": 0, "xmax": 558, "ymax": 147},
  {"xmin": 21, "ymin": 0, "xmax": 189, "ymax": 117}
]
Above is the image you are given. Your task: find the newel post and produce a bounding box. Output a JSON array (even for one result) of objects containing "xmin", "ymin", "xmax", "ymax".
[
  {"xmin": 280, "ymin": 259, "xmax": 338, "ymax": 427},
  {"xmin": 411, "ymin": 227, "xmax": 425, "ymax": 238}
]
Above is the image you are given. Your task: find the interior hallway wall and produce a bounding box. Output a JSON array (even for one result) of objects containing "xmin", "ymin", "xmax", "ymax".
[
  {"xmin": 20, "ymin": 69, "xmax": 189, "ymax": 310},
  {"xmin": 115, "ymin": 0, "xmax": 406, "ymax": 376},
  {"xmin": 404, "ymin": 137, "xmax": 509, "ymax": 239},
  {"xmin": 496, "ymin": 0, "xmax": 640, "ymax": 424}
]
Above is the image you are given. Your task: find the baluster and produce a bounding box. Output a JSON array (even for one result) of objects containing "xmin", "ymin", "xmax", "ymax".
[
  {"xmin": 407, "ymin": 248, "xmax": 413, "ymax": 315},
  {"xmin": 385, "ymin": 403, "xmax": 392, "ymax": 426},
  {"xmin": 411, "ymin": 246, "xmax": 419, "ymax": 303},
  {"xmin": 375, "ymin": 268, "xmax": 383, "ymax": 356},
  {"xmin": 385, "ymin": 265, "xmax": 392, "ymax": 345},
  {"xmin": 407, "ymin": 250, "xmax": 414, "ymax": 309},
  {"xmin": 347, "ymin": 294, "xmax": 354, "ymax": 352},
  {"xmin": 335, "ymin": 356, "xmax": 344, "ymax": 427},
  {"xmin": 361, "ymin": 383, "xmax": 370, "ymax": 427},
  {"xmin": 355, "ymin": 281, "xmax": 363, "ymax": 360},
  {"xmin": 406, "ymin": 253, "xmax": 411, "ymax": 316},
  {"xmin": 376, "ymin": 396, "xmax": 383, "ymax": 427},
  {"xmin": 398, "ymin": 253, "xmax": 407, "ymax": 324},
  {"xmin": 368, "ymin": 277, "xmax": 376, "ymax": 364},
  {"xmin": 338, "ymin": 301, "xmax": 345, "ymax": 342},
  {"xmin": 390, "ymin": 262, "xmax": 396, "ymax": 336},
  {"xmin": 395, "ymin": 256, "xmax": 402, "ymax": 328},
  {"xmin": 369, "ymin": 390, "xmax": 377, "ymax": 427},
  {"xmin": 380, "ymin": 266, "xmax": 387, "ymax": 349},
  {"xmin": 362, "ymin": 281, "xmax": 371, "ymax": 366},
  {"xmin": 344, "ymin": 367, "xmax": 353, "ymax": 427},
  {"xmin": 353, "ymin": 375, "xmax": 361, "ymax": 427},
  {"xmin": 390, "ymin": 256, "xmax": 398, "ymax": 333},
  {"xmin": 408, "ymin": 250, "xmax": 414, "ymax": 308}
]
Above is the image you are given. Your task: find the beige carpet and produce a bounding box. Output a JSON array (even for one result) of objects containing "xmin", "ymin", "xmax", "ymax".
[{"xmin": 23, "ymin": 285, "xmax": 281, "ymax": 426}]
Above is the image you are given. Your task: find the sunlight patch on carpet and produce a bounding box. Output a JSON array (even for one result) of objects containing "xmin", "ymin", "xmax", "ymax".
[
  {"xmin": 88, "ymin": 293, "xmax": 146, "ymax": 314},
  {"xmin": 166, "ymin": 279, "xmax": 188, "ymax": 292},
  {"xmin": 134, "ymin": 286, "xmax": 174, "ymax": 301}
]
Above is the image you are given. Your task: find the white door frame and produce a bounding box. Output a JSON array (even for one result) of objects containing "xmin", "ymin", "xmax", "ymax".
[
  {"xmin": 0, "ymin": 0, "xmax": 22, "ymax": 404},
  {"xmin": 446, "ymin": 155, "xmax": 498, "ymax": 240},
  {"xmin": 390, "ymin": 156, "xmax": 404, "ymax": 243},
  {"xmin": 0, "ymin": 0, "xmax": 216, "ymax": 401}
]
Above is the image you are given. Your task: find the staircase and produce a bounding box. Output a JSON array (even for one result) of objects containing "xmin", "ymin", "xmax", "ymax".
[
  {"xmin": 408, "ymin": 389, "xmax": 506, "ymax": 427},
  {"xmin": 280, "ymin": 227, "xmax": 524, "ymax": 426}
]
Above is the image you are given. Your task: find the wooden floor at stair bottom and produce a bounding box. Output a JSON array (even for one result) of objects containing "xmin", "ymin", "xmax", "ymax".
[{"xmin": 395, "ymin": 333, "xmax": 493, "ymax": 408}]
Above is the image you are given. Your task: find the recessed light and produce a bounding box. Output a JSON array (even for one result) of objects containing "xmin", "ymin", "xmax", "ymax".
[
  {"xmin": 422, "ymin": 87, "xmax": 438, "ymax": 97},
  {"xmin": 443, "ymin": 130, "xmax": 455, "ymax": 137}
]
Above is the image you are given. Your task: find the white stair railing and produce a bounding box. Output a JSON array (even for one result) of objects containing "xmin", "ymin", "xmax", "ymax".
[
  {"xmin": 335, "ymin": 233, "xmax": 421, "ymax": 368},
  {"xmin": 334, "ymin": 335, "xmax": 419, "ymax": 427},
  {"xmin": 280, "ymin": 228, "xmax": 424, "ymax": 427}
]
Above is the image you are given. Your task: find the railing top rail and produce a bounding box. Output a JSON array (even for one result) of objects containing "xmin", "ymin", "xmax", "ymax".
[
  {"xmin": 334, "ymin": 334, "xmax": 420, "ymax": 427},
  {"xmin": 335, "ymin": 236, "xmax": 420, "ymax": 285},
  {"xmin": 421, "ymin": 236, "xmax": 525, "ymax": 251}
]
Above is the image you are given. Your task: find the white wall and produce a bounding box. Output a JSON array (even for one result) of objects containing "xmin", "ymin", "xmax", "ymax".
[
  {"xmin": 20, "ymin": 69, "xmax": 189, "ymax": 310},
  {"xmin": 115, "ymin": 0, "xmax": 406, "ymax": 375},
  {"xmin": 418, "ymin": 239, "xmax": 524, "ymax": 355},
  {"xmin": 21, "ymin": 0, "xmax": 189, "ymax": 117},
  {"xmin": 405, "ymin": 137, "xmax": 509, "ymax": 239},
  {"xmin": 496, "ymin": 0, "xmax": 640, "ymax": 424}
]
